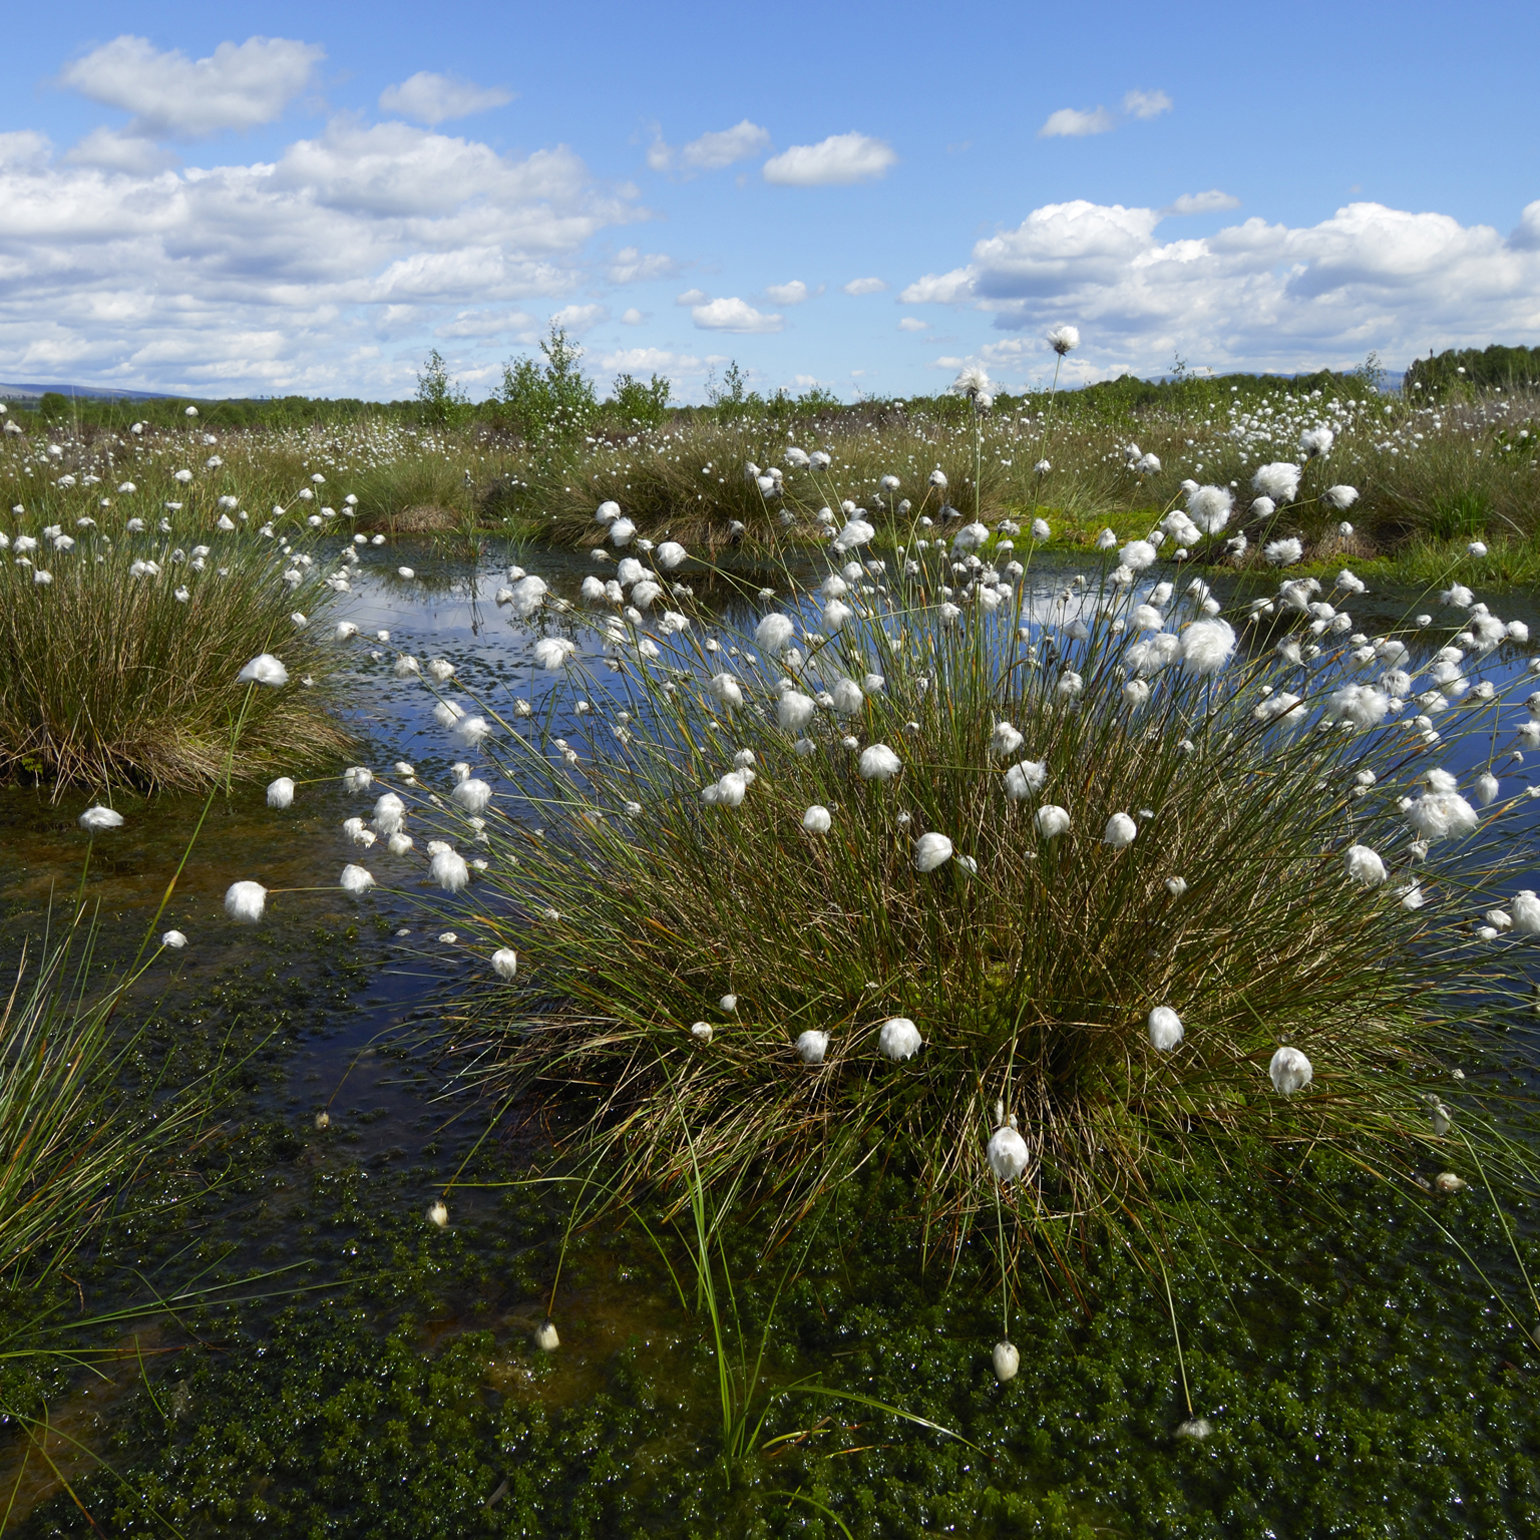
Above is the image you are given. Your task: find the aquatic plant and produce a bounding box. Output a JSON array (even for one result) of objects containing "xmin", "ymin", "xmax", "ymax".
[{"xmin": 236, "ymin": 444, "xmax": 1540, "ymax": 1297}]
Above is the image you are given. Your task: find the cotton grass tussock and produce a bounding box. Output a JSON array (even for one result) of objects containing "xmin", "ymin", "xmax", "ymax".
[{"xmin": 354, "ymin": 469, "xmax": 1540, "ymax": 1293}]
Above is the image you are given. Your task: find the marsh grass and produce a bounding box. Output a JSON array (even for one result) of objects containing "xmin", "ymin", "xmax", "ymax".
[
  {"xmin": 365, "ymin": 517, "xmax": 1540, "ymax": 1289},
  {"xmin": 0, "ymin": 517, "xmax": 353, "ymax": 791},
  {"xmin": 0, "ymin": 904, "xmax": 220, "ymax": 1284}
]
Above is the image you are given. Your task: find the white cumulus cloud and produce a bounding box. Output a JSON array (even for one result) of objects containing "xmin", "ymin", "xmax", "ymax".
[
  {"xmin": 647, "ymin": 119, "xmax": 770, "ymax": 174},
  {"xmin": 766, "ymin": 280, "xmax": 809, "ymax": 305},
  {"xmin": 1123, "ymin": 89, "xmax": 1173, "ymax": 120},
  {"xmin": 378, "ymin": 72, "xmax": 513, "ymax": 125},
  {"xmin": 0, "ymin": 118, "xmax": 642, "ymax": 395},
  {"xmin": 549, "ymin": 303, "xmax": 606, "ymax": 332},
  {"xmin": 59, "ymin": 34, "xmax": 325, "ymax": 140},
  {"xmin": 1039, "ymin": 90, "xmax": 1172, "ymax": 140},
  {"xmin": 608, "ymin": 246, "xmax": 676, "ymax": 283},
  {"xmin": 763, "ymin": 132, "xmax": 896, "ymax": 186},
  {"xmin": 620, "ymin": 307, "xmax": 644, "ymax": 325},
  {"xmin": 898, "ymin": 316, "xmax": 928, "ymax": 331},
  {"xmin": 690, "ymin": 297, "xmax": 783, "ymax": 333},
  {"xmin": 1038, "ymin": 107, "xmax": 1115, "ymax": 139},
  {"xmin": 900, "ymin": 196, "xmax": 1540, "ymax": 376},
  {"xmin": 1164, "ymin": 189, "xmax": 1241, "ymax": 217},
  {"xmin": 843, "ymin": 276, "xmax": 887, "ymax": 295}
]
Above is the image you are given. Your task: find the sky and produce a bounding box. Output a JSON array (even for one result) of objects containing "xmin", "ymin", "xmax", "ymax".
[{"xmin": 1, "ymin": 0, "xmax": 1538, "ymax": 402}]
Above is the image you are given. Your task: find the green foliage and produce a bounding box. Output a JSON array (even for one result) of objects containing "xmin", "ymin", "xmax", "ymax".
[
  {"xmin": 607, "ymin": 372, "xmax": 672, "ymax": 428},
  {"xmin": 1406, "ymin": 343, "xmax": 1540, "ymax": 396},
  {"xmin": 499, "ymin": 325, "xmax": 598, "ymax": 445},
  {"xmin": 415, "ymin": 349, "xmax": 471, "ymax": 428},
  {"xmin": 0, "ymin": 905, "xmax": 218, "ymax": 1283}
]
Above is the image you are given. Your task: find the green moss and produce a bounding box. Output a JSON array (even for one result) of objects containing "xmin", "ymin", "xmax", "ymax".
[{"xmin": 16, "ymin": 1150, "xmax": 1540, "ymax": 1538}]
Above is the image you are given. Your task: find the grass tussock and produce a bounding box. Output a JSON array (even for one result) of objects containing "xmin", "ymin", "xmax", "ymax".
[
  {"xmin": 346, "ymin": 524, "xmax": 1538, "ymax": 1274},
  {"xmin": 0, "ymin": 511, "xmax": 353, "ymax": 792}
]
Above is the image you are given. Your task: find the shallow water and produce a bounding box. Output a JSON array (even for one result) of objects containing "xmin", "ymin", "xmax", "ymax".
[{"xmin": 4, "ymin": 538, "xmax": 1540, "ymax": 1534}]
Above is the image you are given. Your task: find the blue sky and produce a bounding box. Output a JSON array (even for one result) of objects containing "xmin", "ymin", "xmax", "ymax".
[{"xmin": 2, "ymin": 0, "xmax": 1538, "ymax": 400}]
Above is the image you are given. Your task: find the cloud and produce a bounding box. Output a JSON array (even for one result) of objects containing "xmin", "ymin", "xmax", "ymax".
[
  {"xmin": 607, "ymin": 246, "xmax": 676, "ymax": 283},
  {"xmin": 1037, "ymin": 107, "xmax": 1115, "ymax": 139},
  {"xmin": 843, "ymin": 276, "xmax": 886, "ymax": 295},
  {"xmin": 437, "ymin": 308, "xmax": 536, "ymax": 340},
  {"xmin": 681, "ymin": 119, "xmax": 770, "ymax": 171},
  {"xmin": 59, "ymin": 35, "xmax": 324, "ymax": 140},
  {"xmin": 647, "ymin": 119, "xmax": 770, "ymax": 175},
  {"xmin": 63, "ymin": 127, "xmax": 178, "ymax": 173},
  {"xmin": 597, "ymin": 345, "xmax": 720, "ymax": 378},
  {"xmin": 378, "ymin": 72, "xmax": 512, "ymax": 125},
  {"xmin": 763, "ymin": 132, "xmax": 896, "ymax": 186},
  {"xmin": 690, "ymin": 296, "xmax": 783, "ymax": 333},
  {"xmin": 898, "ymin": 196, "xmax": 1540, "ymax": 376},
  {"xmin": 1164, "ymin": 189, "xmax": 1241, "ymax": 217},
  {"xmin": 765, "ymin": 280, "xmax": 809, "ymax": 305},
  {"xmin": 620, "ymin": 307, "xmax": 644, "ymax": 324},
  {"xmin": 1039, "ymin": 90, "xmax": 1172, "ymax": 140},
  {"xmin": 0, "ymin": 118, "xmax": 643, "ymax": 394},
  {"xmin": 549, "ymin": 302, "xmax": 606, "ymax": 332},
  {"xmin": 898, "ymin": 316, "xmax": 928, "ymax": 332},
  {"xmin": 1123, "ymin": 89, "xmax": 1173, "ymax": 120},
  {"xmin": 675, "ymin": 287, "xmax": 709, "ymax": 305}
]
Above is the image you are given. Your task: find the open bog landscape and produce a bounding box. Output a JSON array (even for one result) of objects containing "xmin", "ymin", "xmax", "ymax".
[{"xmin": 3, "ymin": 2, "xmax": 1540, "ymax": 1535}]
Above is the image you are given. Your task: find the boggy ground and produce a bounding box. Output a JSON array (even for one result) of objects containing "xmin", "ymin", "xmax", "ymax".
[{"xmin": 1, "ymin": 538, "xmax": 1539, "ymax": 1537}]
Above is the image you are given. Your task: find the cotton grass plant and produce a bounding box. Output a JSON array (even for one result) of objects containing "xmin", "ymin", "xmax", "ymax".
[
  {"xmin": 231, "ymin": 454, "xmax": 1540, "ymax": 1302},
  {"xmin": 0, "ymin": 494, "xmax": 355, "ymax": 790}
]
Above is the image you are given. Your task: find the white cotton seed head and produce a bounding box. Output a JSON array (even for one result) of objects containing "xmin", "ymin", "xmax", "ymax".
[
  {"xmin": 913, "ymin": 833, "xmax": 954, "ymax": 872},
  {"xmin": 1036, "ymin": 804, "xmax": 1070, "ymax": 838},
  {"xmin": 79, "ymin": 805, "xmax": 125, "ymax": 832},
  {"xmin": 1147, "ymin": 1006, "xmax": 1184, "ymax": 1053},
  {"xmin": 1102, "ymin": 812, "xmax": 1137, "ymax": 848},
  {"xmin": 1179, "ymin": 618, "xmax": 1236, "ymax": 675},
  {"xmin": 1269, "ymin": 1046, "xmax": 1313, "ymax": 1096},
  {"xmin": 492, "ymin": 948, "xmax": 518, "ymax": 980},
  {"xmin": 236, "ymin": 653, "xmax": 288, "ymax": 687},
  {"xmin": 161, "ymin": 929, "xmax": 188, "ymax": 949},
  {"xmin": 1003, "ymin": 759, "xmax": 1047, "ymax": 801},
  {"xmin": 803, "ymin": 804, "xmax": 832, "ymax": 833},
  {"xmin": 340, "ymin": 864, "xmax": 375, "ymax": 896},
  {"xmin": 1344, "ymin": 844, "xmax": 1387, "ymax": 886},
  {"xmin": 777, "ymin": 691, "xmax": 816, "ymax": 732},
  {"xmin": 797, "ymin": 1029, "xmax": 829, "ymax": 1065},
  {"xmin": 224, "ymin": 881, "xmax": 267, "ymax": 924},
  {"xmin": 991, "ymin": 721, "xmax": 1025, "ymax": 758},
  {"xmin": 342, "ymin": 766, "xmax": 374, "ymax": 794},
  {"xmin": 451, "ymin": 778, "xmax": 492, "ymax": 815},
  {"xmin": 858, "ymin": 744, "xmax": 902, "ymax": 781},
  {"xmin": 266, "ymin": 777, "xmax": 295, "ymax": 809},
  {"xmin": 1510, "ymin": 890, "xmax": 1540, "ymax": 934},
  {"xmin": 993, "ymin": 1341, "xmax": 1020, "ymax": 1383},
  {"xmin": 832, "ymin": 677, "xmax": 864, "ymax": 715},
  {"xmin": 430, "ymin": 849, "xmax": 470, "ymax": 893},
  {"xmin": 987, "ymin": 1125, "xmax": 1030, "ymax": 1182},
  {"xmin": 878, "ymin": 1017, "xmax": 922, "ymax": 1060},
  {"xmin": 708, "ymin": 674, "xmax": 744, "ymax": 709},
  {"xmin": 755, "ymin": 614, "xmax": 795, "ymax": 654}
]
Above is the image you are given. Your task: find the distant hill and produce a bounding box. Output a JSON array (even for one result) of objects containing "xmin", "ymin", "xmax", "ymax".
[{"xmin": 0, "ymin": 382, "xmax": 180, "ymax": 403}]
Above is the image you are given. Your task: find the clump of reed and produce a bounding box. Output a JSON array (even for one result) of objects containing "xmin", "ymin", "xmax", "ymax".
[
  {"xmin": 271, "ymin": 479, "xmax": 1540, "ymax": 1276},
  {"xmin": 0, "ymin": 500, "xmax": 354, "ymax": 791}
]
